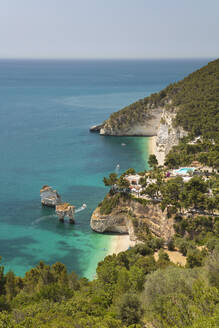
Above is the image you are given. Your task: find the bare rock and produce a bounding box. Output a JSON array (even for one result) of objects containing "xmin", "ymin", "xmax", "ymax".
[
  {"xmin": 40, "ymin": 185, "xmax": 62, "ymax": 207},
  {"xmin": 100, "ymin": 107, "xmax": 162, "ymax": 136},
  {"xmin": 89, "ymin": 124, "xmax": 104, "ymax": 132},
  {"xmin": 90, "ymin": 197, "xmax": 175, "ymax": 243},
  {"xmin": 56, "ymin": 203, "xmax": 75, "ymax": 224}
]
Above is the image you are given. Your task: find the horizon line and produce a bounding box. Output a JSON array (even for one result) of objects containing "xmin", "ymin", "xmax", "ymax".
[{"xmin": 0, "ymin": 56, "xmax": 216, "ymax": 61}]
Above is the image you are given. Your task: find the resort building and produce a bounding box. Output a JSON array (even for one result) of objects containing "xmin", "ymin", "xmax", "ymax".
[{"xmin": 125, "ymin": 174, "xmax": 141, "ymax": 186}]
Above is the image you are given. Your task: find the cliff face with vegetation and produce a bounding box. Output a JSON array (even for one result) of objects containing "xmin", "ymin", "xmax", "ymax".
[
  {"xmin": 154, "ymin": 106, "xmax": 188, "ymax": 164},
  {"xmin": 99, "ymin": 59, "xmax": 219, "ymax": 164},
  {"xmin": 100, "ymin": 106, "xmax": 163, "ymax": 136},
  {"xmin": 91, "ymin": 195, "xmax": 175, "ymax": 242}
]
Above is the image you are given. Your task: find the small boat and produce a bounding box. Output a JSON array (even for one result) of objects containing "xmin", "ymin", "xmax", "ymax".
[{"xmin": 121, "ymin": 143, "xmax": 126, "ymax": 146}]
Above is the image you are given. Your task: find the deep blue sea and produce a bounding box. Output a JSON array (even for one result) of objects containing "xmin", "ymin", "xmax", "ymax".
[{"xmin": 0, "ymin": 59, "xmax": 210, "ymax": 279}]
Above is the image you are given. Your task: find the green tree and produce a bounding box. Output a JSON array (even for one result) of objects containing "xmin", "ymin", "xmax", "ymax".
[
  {"xmin": 124, "ymin": 168, "xmax": 136, "ymax": 175},
  {"xmin": 129, "ymin": 266, "xmax": 145, "ymax": 292},
  {"xmin": 5, "ymin": 271, "xmax": 16, "ymax": 302},
  {"xmin": 117, "ymin": 176, "xmax": 130, "ymax": 189},
  {"xmin": 186, "ymin": 249, "xmax": 203, "ymax": 268},
  {"xmin": 205, "ymin": 247, "xmax": 219, "ymax": 289},
  {"xmin": 183, "ymin": 176, "xmax": 208, "ymax": 209},
  {"xmin": 103, "ymin": 173, "xmax": 118, "ymax": 187},
  {"xmin": 0, "ymin": 257, "xmax": 5, "ymax": 297},
  {"xmin": 144, "ymin": 183, "xmax": 159, "ymax": 199},
  {"xmin": 148, "ymin": 154, "xmax": 158, "ymax": 169},
  {"xmin": 157, "ymin": 249, "xmax": 170, "ymax": 267},
  {"xmin": 167, "ymin": 238, "xmax": 175, "ymax": 251},
  {"xmin": 116, "ymin": 293, "xmax": 142, "ymax": 325}
]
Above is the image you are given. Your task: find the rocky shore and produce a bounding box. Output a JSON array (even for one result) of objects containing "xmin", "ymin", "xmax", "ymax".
[
  {"xmin": 40, "ymin": 185, "xmax": 75, "ymax": 224},
  {"xmin": 91, "ymin": 103, "xmax": 187, "ymax": 166},
  {"xmin": 89, "ymin": 123, "xmax": 104, "ymax": 132},
  {"xmin": 90, "ymin": 196, "xmax": 175, "ymax": 245},
  {"xmin": 56, "ymin": 203, "xmax": 75, "ymax": 224},
  {"xmin": 89, "ymin": 106, "xmax": 181, "ymax": 250}
]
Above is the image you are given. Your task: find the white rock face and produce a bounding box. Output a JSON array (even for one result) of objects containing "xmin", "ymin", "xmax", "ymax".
[
  {"xmin": 40, "ymin": 186, "xmax": 62, "ymax": 207},
  {"xmin": 154, "ymin": 108, "xmax": 188, "ymax": 165},
  {"xmin": 99, "ymin": 99, "xmax": 188, "ymax": 165}
]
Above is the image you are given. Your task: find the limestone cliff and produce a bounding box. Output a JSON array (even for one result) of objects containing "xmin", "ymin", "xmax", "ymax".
[
  {"xmin": 153, "ymin": 107, "xmax": 188, "ymax": 165},
  {"xmin": 93, "ymin": 59, "xmax": 219, "ymax": 165},
  {"xmin": 99, "ymin": 100, "xmax": 187, "ymax": 165},
  {"xmin": 90, "ymin": 197, "xmax": 175, "ymax": 243},
  {"xmin": 100, "ymin": 107, "xmax": 163, "ymax": 137},
  {"xmin": 90, "ymin": 59, "xmax": 219, "ymax": 242}
]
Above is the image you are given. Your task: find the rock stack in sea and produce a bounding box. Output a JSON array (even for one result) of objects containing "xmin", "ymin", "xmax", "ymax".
[
  {"xmin": 40, "ymin": 185, "xmax": 62, "ymax": 207},
  {"xmin": 40, "ymin": 185, "xmax": 76, "ymax": 224},
  {"xmin": 56, "ymin": 203, "xmax": 75, "ymax": 224}
]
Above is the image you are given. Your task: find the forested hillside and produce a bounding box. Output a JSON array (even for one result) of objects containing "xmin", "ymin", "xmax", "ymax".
[
  {"xmin": 0, "ymin": 230, "xmax": 219, "ymax": 327},
  {"xmin": 105, "ymin": 59, "xmax": 219, "ymax": 139}
]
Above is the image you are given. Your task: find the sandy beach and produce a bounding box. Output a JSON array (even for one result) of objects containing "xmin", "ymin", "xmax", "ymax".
[
  {"xmin": 108, "ymin": 234, "xmax": 135, "ymax": 255},
  {"xmin": 148, "ymin": 135, "xmax": 165, "ymax": 165},
  {"xmin": 148, "ymin": 136, "xmax": 156, "ymax": 155}
]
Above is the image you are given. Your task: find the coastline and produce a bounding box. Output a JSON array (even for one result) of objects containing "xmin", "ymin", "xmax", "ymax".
[
  {"xmin": 106, "ymin": 136, "xmax": 156, "ymax": 258},
  {"xmin": 148, "ymin": 136, "xmax": 156, "ymax": 155},
  {"xmin": 108, "ymin": 234, "xmax": 134, "ymax": 255},
  {"xmin": 84, "ymin": 234, "xmax": 132, "ymax": 280},
  {"xmin": 148, "ymin": 135, "xmax": 164, "ymax": 165}
]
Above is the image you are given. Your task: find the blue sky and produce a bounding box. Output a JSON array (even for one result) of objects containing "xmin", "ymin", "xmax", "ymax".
[{"xmin": 0, "ymin": 0, "xmax": 218, "ymax": 59}]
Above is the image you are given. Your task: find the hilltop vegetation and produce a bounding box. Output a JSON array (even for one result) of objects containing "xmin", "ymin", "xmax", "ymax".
[
  {"xmin": 106, "ymin": 58, "xmax": 219, "ymax": 141},
  {"xmin": 165, "ymin": 137, "xmax": 219, "ymax": 169},
  {"xmin": 166, "ymin": 59, "xmax": 219, "ymax": 139}
]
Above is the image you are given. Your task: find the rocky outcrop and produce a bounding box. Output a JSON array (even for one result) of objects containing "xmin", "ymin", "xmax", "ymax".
[
  {"xmin": 90, "ymin": 197, "xmax": 175, "ymax": 242},
  {"xmin": 56, "ymin": 203, "xmax": 75, "ymax": 224},
  {"xmin": 40, "ymin": 185, "xmax": 62, "ymax": 207},
  {"xmin": 89, "ymin": 124, "xmax": 104, "ymax": 132},
  {"xmin": 94, "ymin": 100, "xmax": 187, "ymax": 165},
  {"xmin": 100, "ymin": 107, "xmax": 162, "ymax": 136},
  {"xmin": 94, "ymin": 59, "xmax": 219, "ymax": 165},
  {"xmin": 98, "ymin": 103, "xmax": 187, "ymax": 165}
]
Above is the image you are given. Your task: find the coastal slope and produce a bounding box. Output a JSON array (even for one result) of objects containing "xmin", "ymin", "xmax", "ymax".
[
  {"xmin": 90, "ymin": 59, "xmax": 219, "ymax": 249},
  {"xmin": 98, "ymin": 58, "xmax": 219, "ymax": 164},
  {"xmin": 91, "ymin": 195, "xmax": 175, "ymax": 243}
]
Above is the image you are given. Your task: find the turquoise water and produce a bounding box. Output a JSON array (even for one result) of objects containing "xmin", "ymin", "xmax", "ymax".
[
  {"xmin": 175, "ymin": 167, "xmax": 195, "ymax": 174},
  {"xmin": 0, "ymin": 59, "xmax": 210, "ymax": 279}
]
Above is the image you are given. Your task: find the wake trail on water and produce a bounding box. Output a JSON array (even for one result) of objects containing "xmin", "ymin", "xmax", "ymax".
[
  {"xmin": 75, "ymin": 204, "xmax": 87, "ymax": 213},
  {"xmin": 115, "ymin": 164, "xmax": 120, "ymax": 174},
  {"xmin": 31, "ymin": 214, "xmax": 57, "ymax": 226},
  {"xmin": 32, "ymin": 204, "xmax": 87, "ymax": 226}
]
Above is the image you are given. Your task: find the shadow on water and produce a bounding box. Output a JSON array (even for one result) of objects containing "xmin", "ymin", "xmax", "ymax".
[{"xmin": 0, "ymin": 237, "xmax": 35, "ymax": 263}]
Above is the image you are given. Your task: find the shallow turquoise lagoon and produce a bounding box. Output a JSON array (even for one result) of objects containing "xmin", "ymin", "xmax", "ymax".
[{"xmin": 0, "ymin": 59, "xmax": 209, "ymax": 278}]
